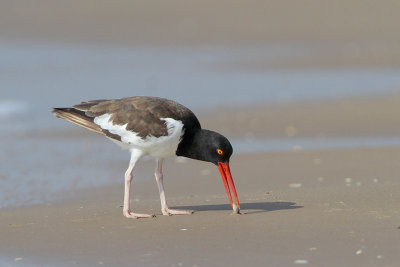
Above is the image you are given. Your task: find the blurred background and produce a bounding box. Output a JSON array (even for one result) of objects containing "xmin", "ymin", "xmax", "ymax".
[{"xmin": 1, "ymin": 0, "xmax": 400, "ymax": 206}]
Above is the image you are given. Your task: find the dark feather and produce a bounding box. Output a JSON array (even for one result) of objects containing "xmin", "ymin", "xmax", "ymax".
[{"xmin": 53, "ymin": 96, "xmax": 201, "ymax": 141}]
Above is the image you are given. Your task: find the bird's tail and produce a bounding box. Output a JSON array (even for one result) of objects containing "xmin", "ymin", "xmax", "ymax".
[{"xmin": 52, "ymin": 107, "xmax": 105, "ymax": 136}]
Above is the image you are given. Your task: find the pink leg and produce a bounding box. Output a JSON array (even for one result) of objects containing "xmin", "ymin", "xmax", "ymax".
[
  {"xmin": 123, "ymin": 151, "xmax": 155, "ymax": 219},
  {"xmin": 155, "ymin": 159, "xmax": 194, "ymax": 216}
]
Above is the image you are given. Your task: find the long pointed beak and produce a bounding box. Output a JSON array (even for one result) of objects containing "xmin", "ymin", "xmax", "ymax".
[{"xmin": 218, "ymin": 162, "xmax": 240, "ymax": 211}]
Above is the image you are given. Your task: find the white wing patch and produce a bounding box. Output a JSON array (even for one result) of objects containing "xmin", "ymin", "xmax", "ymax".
[{"xmin": 93, "ymin": 113, "xmax": 184, "ymax": 158}]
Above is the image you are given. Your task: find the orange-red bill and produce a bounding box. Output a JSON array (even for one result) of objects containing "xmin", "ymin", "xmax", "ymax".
[{"xmin": 218, "ymin": 162, "xmax": 240, "ymax": 210}]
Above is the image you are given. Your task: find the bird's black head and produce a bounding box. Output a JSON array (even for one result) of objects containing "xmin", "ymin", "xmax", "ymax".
[
  {"xmin": 176, "ymin": 129, "xmax": 233, "ymax": 165},
  {"xmin": 176, "ymin": 129, "xmax": 240, "ymax": 212}
]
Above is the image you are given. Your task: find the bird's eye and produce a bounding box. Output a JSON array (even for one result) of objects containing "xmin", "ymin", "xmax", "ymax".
[{"xmin": 216, "ymin": 149, "xmax": 224, "ymax": 155}]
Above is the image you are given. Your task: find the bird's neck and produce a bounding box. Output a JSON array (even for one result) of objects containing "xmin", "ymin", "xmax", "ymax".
[{"xmin": 176, "ymin": 129, "xmax": 213, "ymax": 163}]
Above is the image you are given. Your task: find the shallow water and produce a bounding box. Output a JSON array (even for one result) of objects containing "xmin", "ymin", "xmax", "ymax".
[
  {"xmin": 2, "ymin": 42, "xmax": 400, "ymax": 132},
  {"xmin": 3, "ymin": 42, "xmax": 400, "ymax": 207},
  {"xmin": 232, "ymin": 136, "xmax": 400, "ymax": 153}
]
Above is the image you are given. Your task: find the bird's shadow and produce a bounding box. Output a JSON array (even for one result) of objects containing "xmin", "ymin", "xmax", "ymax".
[{"xmin": 173, "ymin": 201, "xmax": 303, "ymax": 215}]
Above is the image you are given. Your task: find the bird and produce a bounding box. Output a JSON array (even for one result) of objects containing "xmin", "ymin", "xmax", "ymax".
[{"xmin": 53, "ymin": 96, "xmax": 240, "ymax": 218}]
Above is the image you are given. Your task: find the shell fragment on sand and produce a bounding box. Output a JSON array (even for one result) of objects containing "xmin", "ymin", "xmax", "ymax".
[
  {"xmin": 289, "ymin": 183, "xmax": 302, "ymax": 188},
  {"xmin": 294, "ymin": 259, "xmax": 308, "ymax": 264}
]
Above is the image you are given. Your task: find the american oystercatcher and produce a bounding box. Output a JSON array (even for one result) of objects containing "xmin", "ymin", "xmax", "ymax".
[{"xmin": 53, "ymin": 96, "xmax": 240, "ymax": 218}]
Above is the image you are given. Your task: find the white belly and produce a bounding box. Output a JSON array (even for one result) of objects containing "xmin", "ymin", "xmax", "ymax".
[{"xmin": 94, "ymin": 114, "xmax": 184, "ymax": 158}]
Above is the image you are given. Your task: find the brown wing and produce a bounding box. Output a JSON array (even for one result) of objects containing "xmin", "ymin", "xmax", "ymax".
[{"xmin": 53, "ymin": 96, "xmax": 201, "ymax": 140}]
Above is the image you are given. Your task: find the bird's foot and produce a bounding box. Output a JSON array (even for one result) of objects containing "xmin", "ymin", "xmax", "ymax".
[
  {"xmin": 123, "ymin": 210, "xmax": 155, "ymax": 219},
  {"xmin": 162, "ymin": 208, "xmax": 194, "ymax": 216}
]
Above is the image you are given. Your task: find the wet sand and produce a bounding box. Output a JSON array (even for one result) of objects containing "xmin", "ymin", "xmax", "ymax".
[
  {"xmin": 2, "ymin": 1, "xmax": 400, "ymax": 71},
  {"xmin": 204, "ymin": 94, "xmax": 400, "ymax": 139},
  {"xmin": 2, "ymin": 96, "xmax": 400, "ymax": 266},
  {"xmin": 1, "ymin": 149, "xmax": 399, "ymax": 266}
]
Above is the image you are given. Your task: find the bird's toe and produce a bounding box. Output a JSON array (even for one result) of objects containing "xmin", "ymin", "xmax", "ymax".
[
  {"xmin": 162, "ymin": 209, "xmax": 194, "ymax": 216},
  {"xmin": 123, "ymin": 210, "xmax": 155, "ymax": 219}
]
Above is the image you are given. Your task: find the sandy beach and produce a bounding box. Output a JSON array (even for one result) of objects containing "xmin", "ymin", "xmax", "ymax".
[
  {"xmin": 1, "ymin": 147, "xmax": 399, "ymax": 266},
  {"xmin": 1, "ymin": 1, "xmax": 400, "ymax": 266},
  {"xmin": 2, "ymin": 96, "xmax": 400, "ymax": 266}
]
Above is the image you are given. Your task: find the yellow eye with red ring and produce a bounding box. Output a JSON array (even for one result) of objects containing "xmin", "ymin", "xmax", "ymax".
[{"xmin": 216, "ymin": 149, "xmax": 224, "ymax": 155}]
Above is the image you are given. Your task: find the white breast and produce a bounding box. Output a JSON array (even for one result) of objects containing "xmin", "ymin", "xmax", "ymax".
[{"xmin": 93, "ymin": 114, "xmax": 184, "ymax": 158}]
